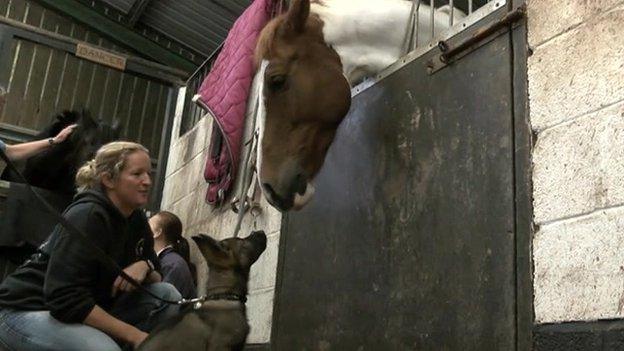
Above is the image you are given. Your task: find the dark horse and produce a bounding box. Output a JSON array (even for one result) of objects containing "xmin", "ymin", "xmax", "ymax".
[
  {"xmin": 0, "ymin": 111, "xmax": 120, "ymax": 272},
  {"xmin": 1, "ymin": 110, "xmax": 120, "ymax": 194}
]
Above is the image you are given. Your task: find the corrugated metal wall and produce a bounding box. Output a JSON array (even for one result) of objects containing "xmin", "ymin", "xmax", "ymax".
[
  {"xmin": 0, "ymin": 0, "xmax": 172, "ymax": 155},
  {"xmin": 74, "ymin": 0, "xmax": 203, "ymax": 65},
  {"xmin": 104, "ymin": 0, "xmax": 136, "ymax": 14},
  {"xmin": 142, "ymin": 0, "xmax": 250, "ymax": 56}
]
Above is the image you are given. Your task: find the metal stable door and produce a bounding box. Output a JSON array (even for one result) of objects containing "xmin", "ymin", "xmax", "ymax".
[{"xmin": 271, "ymin": 3, "xmax": 530, "ymax": 350}]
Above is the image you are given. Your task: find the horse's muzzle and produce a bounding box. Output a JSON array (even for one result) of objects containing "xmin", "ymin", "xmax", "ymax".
[{"xmin": 262, "ymin": 180, "xmax": 314, "ymax": 212}]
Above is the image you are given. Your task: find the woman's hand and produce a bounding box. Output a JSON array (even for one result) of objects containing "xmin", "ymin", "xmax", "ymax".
[
  {"xmin": 111, "ymin": 261, "xmax": 151, "ymax": 297},
  {"xmin": 52, "ymin": 124, "xmax": 77, "ymax": 144}
]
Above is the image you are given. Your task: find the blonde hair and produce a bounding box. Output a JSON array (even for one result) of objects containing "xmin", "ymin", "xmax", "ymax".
[{"xmin": 75, "ymin": 141, "xmax": 149, "ymax": 192}]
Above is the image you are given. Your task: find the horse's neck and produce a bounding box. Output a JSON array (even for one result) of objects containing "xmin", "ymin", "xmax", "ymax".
[{"xmin": 312, "ymin": 0, "xmax": 454, "ymax": 85}]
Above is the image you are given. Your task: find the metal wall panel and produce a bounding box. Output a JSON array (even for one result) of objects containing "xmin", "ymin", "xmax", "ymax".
[
  {"xmin": 141, "ymin": 0, "xmax": 250, "ymax": 56},
  {"xmin": 0, "ymin": 0, "xmax": 171, "ymax": 151},
  {"xmin": 101, "ymin": 0, "xmax": 136, "ymax": 14},
  {"xmin": 0, "ymin": 37, "xmax": 170, "ymax": 156},
  {"xmin": 0, "ymin": 0, "xmax": 176, "ymax": 211}
]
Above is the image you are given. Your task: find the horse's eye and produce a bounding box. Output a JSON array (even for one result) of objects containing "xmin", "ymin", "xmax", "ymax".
[{"xmin": 268, "ymin": 74, "xmax": 287, "ymax": 92}]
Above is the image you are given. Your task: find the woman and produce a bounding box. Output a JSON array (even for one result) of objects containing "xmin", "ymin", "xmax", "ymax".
[
  {"xmin": 150, "ymin": 211, "xmax": 197, "ymax": 300},
  {"xmin": 0, "ymin": 141, "xmax": 181, "ymax": 350}
]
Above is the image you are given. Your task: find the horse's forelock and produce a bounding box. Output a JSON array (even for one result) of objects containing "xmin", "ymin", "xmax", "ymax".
[{"xmin": 255, "ymin": 17, "xmax": 283, "ymax": 67}]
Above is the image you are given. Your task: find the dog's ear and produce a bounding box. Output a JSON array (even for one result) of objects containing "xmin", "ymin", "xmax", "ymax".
[{"xmin": 192, "ymin": 234, "xmax": 229, "ymax": 266}]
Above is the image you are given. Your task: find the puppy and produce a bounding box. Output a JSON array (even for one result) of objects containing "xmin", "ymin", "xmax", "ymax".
[{"xmin": 138, "ymin": 231, "xmax": 267, "ymax": 351}]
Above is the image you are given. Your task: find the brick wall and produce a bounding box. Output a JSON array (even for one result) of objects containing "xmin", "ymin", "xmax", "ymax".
[{"xmin": 529, "ymin": 0, "xmax": 624, "ymax": 323}]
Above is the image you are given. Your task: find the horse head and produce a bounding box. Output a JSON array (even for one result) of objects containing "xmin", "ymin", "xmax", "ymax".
[
  {"xmin": 70, "ymin": 111, "xmax": 121, "ymax": 170},
  {"xmin": 255, "ymin": 0, "xmax": 351, "ymax": 211},
  {"xmin": 20, "ymin": 110, "xmax": 121, "ymax": 193}
]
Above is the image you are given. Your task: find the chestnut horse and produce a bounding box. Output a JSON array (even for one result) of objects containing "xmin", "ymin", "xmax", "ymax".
[{"xmin": 254, "ymin": 0, "xmax": 464, "ymax": 211}]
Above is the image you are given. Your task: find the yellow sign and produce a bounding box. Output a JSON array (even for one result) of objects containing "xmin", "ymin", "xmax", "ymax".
[{"xmin": 76, "ymin": 43, "xmax": 127, "ymax": 71}]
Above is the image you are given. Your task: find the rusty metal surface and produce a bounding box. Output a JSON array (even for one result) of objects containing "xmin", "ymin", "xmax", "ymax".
[{"xmin": 272, "ymin": 31, "xmax": 517, "ymax": 350}]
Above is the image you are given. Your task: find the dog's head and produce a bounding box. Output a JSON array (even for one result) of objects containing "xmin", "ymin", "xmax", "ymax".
[{"xmin": 192, "ymin": 231, "xmax": 267, "ymax": 295}]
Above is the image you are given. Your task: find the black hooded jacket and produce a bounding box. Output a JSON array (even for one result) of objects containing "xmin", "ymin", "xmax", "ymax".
[{"xmin": 0, "ymin": 189, "xmax": 159, "ymax": 323}]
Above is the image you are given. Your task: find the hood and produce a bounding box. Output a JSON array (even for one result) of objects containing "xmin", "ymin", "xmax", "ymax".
[{"xmin": 71, "ymin": 188, "xmax": 128, "ymax": 221}]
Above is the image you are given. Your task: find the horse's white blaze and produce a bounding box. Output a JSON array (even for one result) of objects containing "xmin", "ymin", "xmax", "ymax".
[
  {"xmin": 311, "ymin": 0, "xmax": 464, "ymax": 84},
  {"xmin": 255, "ymin": 60, "xmax": 269, "ymax": 189}
]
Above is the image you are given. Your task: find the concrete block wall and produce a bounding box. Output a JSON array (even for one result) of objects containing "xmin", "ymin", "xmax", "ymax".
[
  {"xmin": 160, "ymin": 88, "xmax": 282, "ymax": 344},
  {"xmin": 528, "ymin": 0, "xmax": 624, "ymax": 324}
]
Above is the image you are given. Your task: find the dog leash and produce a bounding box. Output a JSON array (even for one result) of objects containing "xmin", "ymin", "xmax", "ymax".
[{"xmin": 0, "ymin": 148, "xmax": 197, "ymax": 306}]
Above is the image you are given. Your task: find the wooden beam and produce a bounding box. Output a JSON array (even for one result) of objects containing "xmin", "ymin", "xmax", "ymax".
[
  {"xmin": 35, "ymin": 0, "xmax": 196, "ymax": 74},
  {"xmin": 127, "ymin": 0, "xmax": 152, "ymax": 27}
]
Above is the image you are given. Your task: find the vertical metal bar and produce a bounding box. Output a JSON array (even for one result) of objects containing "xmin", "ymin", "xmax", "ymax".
[
  {"xmin": 123, "ymin": 76, "xmax": 138, "ymax": 136},
  {"xmin": 469, "ymin": 0, "xmax": 473, "ymax": 14},
  {"xmin": 413, "ymin": 0, "xmax": 420, "ymax": 50},
  {"xmin": 430, "ymin": 0, "xmax": 435, "ymax": 41},
  {"xmin": 449, "ymin": 0, "xmax": 454, "ymax": 27},
  {"xmin": 137, "ymin": 80, "xmax": 151, "ymax": 141},
  {"xmin": 112, "ymin": 73, "xmax": 126, "ymax": 121},
  {"xmin": 153, "ymin": 87, "xmax": 175, "ymax": 210},
  {"xmin": 150, "ymin": 84, "xmax": 165, "ymax": 152}
]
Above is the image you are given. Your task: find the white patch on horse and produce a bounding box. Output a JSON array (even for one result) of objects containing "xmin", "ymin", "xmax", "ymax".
[
  {"xmin": 311, "ymin": 0, "xmax": 465, "ymax": 84},
  {"xmin": 293, "ymin": 182, "xmax": 315, "ymax": 210},
  {"xmin": 255, "ymin": 60, "xmax": 269, "ymax": 190},
  {"xmin": 255, "ymin": 60, "xmax": 315, "ymax": 210}
]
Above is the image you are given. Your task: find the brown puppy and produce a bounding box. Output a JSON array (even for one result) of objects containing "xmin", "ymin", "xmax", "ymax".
[{"xmin": 138, "ymin": 231, "xmax": 267, "ymax": 351}]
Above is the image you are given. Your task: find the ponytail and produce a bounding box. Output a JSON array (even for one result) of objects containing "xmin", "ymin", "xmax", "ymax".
[
  {"xmin": 75, "ymin": 159, "xmax": 97, "ymax": 192},
  {"xmin": 172, "ymin": 237, "xmax": 197, "ymax": 285}
]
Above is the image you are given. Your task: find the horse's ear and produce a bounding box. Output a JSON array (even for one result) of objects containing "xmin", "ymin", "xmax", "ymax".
[
  {"xmin": 58, "ymin": 110, "xmax": 78, "ymax": 124},
  {"xmin": 285, "ymin": 0, "xmax": 309, "ymax": 34},
  {"xmin": 79, "ymin": 110, "xmax": 97, "ymax": 129},
  {"xmin": 111, "ymin": 119, "xmax": 122, "ymax": 138}
]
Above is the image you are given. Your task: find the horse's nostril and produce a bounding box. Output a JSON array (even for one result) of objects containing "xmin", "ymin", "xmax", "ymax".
[
  {"xmin": 294, "ymin": 174, "xmax": 307, "ymax": 195},
  {"xmin": 262, "ymin": 183, "xmax": 293, "ymax": 211}
]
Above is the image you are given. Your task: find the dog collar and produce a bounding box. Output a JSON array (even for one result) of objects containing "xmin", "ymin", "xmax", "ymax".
[{"xmin": 187, "ymin": 293, "xmax": 248, "ymax": 310}]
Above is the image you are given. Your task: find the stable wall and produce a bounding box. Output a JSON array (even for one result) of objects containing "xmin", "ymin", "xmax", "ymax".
[
  {"xmin": 529, "ymin": 0, "xmax": 624, "ymax": 348},
  {"xmin": 161, "ymin": 88, "xmax": 281, "ymax": 345}
]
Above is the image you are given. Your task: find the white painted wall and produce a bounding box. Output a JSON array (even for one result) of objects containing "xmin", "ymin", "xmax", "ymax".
[
  {"xmin": 529, "ymin": 0, "xmax": 624, "ymax": 323},
  {"xmin": 160, "ymin": 87, "xmax": 282, "ymax": 344}
]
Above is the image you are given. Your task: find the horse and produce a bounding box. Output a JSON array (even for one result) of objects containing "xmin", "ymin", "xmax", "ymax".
[
  {"xmin": 254, "ymin": 0, "xmax": 465, "ymax": 211},
  {"xmin": 1, "ymin": 110, "xmax": 121, "ymax": 194}
]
